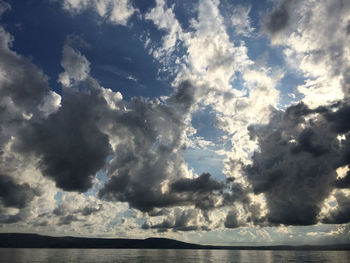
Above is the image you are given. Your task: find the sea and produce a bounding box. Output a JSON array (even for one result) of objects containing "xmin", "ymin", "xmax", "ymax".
[{"xmin": 0, "ymin": 248, "xmax": 349, "ymax": 263}]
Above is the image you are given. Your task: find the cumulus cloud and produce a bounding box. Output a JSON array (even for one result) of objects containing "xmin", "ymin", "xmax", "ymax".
[
  {"xmin": 143, "ymin": 0, "xmax": 283, "ymax": 229},
  {"xmin": 0, "ymin": 11, "xmax": 114, "ymax": 229},
  {"xmin": 224, "ymin": 208, "xmax": 241, "ymax": 229},
  {"xmin": 264, "ymin": 0, "xmax": 350, "ymax": 107},
  {"xmin": 146, "ymin": 0, "xmax": 281, "ymax": 170},
  {"xmin": 0, "ymin": 15, "xmax": 59, "ymax": 225},
  {"xmin": 0, "ymin": 28, "xmax": 50, "ymax": 116},
  {"xmin": 142, "ymin": 208, "xmax": 210, "ymax": 232},
  {"xmin": 98, "ymin": 81, "xmax": 224, "ymax": 212},
  {"xmin": 53, "ymin": 199, "xmax": 104, "ymax": 226},
  {"xmin": 243, "ymin": 101, "xmax": 350, "ymax": 226},
  {"xmin": 145, "ymin": 0, "xmax": 185, "ymax": 56},
  {"xmin": 14, "ymin": 84, "xmax": 112, "ymax": 192},
  {"xmin": 58, "ymin": 44, "xmax": 90, "ymax": 87},
  {"xmin": 62, "ymin": 0, "xmax": 136, "ymax": 25},
  {"xmin": 0, "ymin": 174, "xmax": 39, "ymax": 209},
  {"xmin": 12, "ymin": 43, "xmax": 113, "ymax": 192},
  {"xmin": 232, "ymin": 0, "xmax": 350, "ymax": 228},
  {"xmin": 0, "ymin": 10, "xmax": 225, "ymax": 231}
]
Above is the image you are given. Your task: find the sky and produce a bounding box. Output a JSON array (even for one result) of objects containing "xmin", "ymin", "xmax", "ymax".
[{"xmin": 0, "ymin": 0, "xmax": 350, "ymax": 246}]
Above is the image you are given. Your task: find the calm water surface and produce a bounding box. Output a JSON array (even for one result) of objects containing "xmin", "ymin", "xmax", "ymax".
[{"xmin": 0, "ymin": 248, "xmax": 349, "ymax": 263}]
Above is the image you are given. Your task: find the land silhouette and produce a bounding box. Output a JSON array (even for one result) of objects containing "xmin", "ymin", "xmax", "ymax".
[{"xmin": 0, "ymin": 233, "xmax": 349, "ymax": 250}]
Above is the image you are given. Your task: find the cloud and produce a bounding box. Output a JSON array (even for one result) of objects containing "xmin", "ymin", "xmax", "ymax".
[
  {"xmin": 62, "ymin": 0, "xmax": 136, "ymax": 26},
  {"xmin": 145, "ymin": 0, "xmax": 185, "ymax": 55},
  {"xmin": 58, "ymin": 214, "xmax": 80, "ymax": 225},
  {"xmin": 58, "ymin": 44, "xmax": 90, "ymax": 87},
  {"xmin": 334, "ymin": 172, "xmax": 350, "ymax": 189},
  {"xmin": 243, "ymin": 101, "xmax": 350, "ymax": 226},
  {"xmin": 0, "ymin": 209, "xmax": 29, "ymax": 224},
  {"xmin": 54, "ymin": 201, "xmax": 103, "ymax": 216},
  {"xmin": 1, "ymin": 16, "xmax": 223, "ymax": 224},
  {"xmin": 265, "ymin": 0, "xmax": 350, "ymax": 107},
  {"xmin": 0, "ymin": 174, "xmax": 39, "ymax": 209},
  {"xmin": 0, "ymin": 28, "xmax": 51, "ymax": 116},
  {"xmin": 13, "ymin": 80, "xmax": 112, "ymax": 192},
  {"xmin": 171, "ymin": 173, "xmax": 224, "ymax": 193},
  {"xmin": 0, "ymin": 14, "xmax": 60, "ymax": 227},
  {"xmin": 224, "ymin": 208, "xmax": 241, "ymax": 229},
  {"xmin": 323, "ymin": 191, "xmax": 350, "ymax": 224},
  {"xmin": 142, "ymin": 208, "xmax": 210, "ymax": 232},
  {"xmin": 80, "ymin": 204, "xmax": 103, "ymax": 216},
  {"xmin": 2, "ymin": 0, "xmax": 350, "ymax": 243},
  {"xmin": 0, "ymin": 0, "xmax": 10, "ymax": 17},
  {"xmin": 145, "ymin": 0, "xmax": 281, "ymax": 172},
  {"xmin": 230, "ymin": 5, "xmax": 254, "ymax": 37},
  {"xmin": 0, "ymin": 38, "xmax": 111, "ymax": 194},
  {"xmin": 262, "ymin": 0, "xmax": 296, "ymax": 36},
  {"xmin": 142, "ymin": 0, "xmax": 283, "ymax": 228},
  {"xmin": 98, "ymin": 81, "xmax": 224, "ymax": 212}
]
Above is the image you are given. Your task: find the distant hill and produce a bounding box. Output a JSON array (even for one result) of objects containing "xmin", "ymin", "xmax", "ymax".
[{"xmin": 0, "ymin": 233, "xmax": 349, "ymax": 250}]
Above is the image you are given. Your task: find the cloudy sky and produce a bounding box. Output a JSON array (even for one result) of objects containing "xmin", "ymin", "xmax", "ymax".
[{"xmin": 0, "ymin": 0, "xmax": 350, "ymax": 246}]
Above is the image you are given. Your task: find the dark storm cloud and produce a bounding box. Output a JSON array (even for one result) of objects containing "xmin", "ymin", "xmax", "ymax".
[
  {"xmin": 100, "ymin": 169, "xmax": 223, "ymax": 212},
  {"xmin": 334, "ymin": 172, "xmax": 350, "ymax": 189},
  {"xmin": 0, "ymin": 23, "xmax": 53, "ymax": 154},
  {"xmin": 262, "ymin": 0, "xmax": 298, "ymax": 35},
  {"xmin": 171, "ymin": 173, "xmax": 224, "ymax": 193},
  {"xmin": 13, "ymin": 81, "xmax": 112, "ymax": 192},
  {"xmin": 290, "ymin": 128, "xmax": 330, "ymax": 157},
  {"xmin": 0, "ymin": 22, "xmax": 51, "ymax": 225},
  {"xmin": 244, "ymin": 101, "xmax": 350, "ymax": 226},
  {"xmin": 324, "ymin": 104, "xmax": 350, "ymax": 134},
  {"xmin": 0, "ymin": 174, "xmax": 39, "ymax": 209},
  {"xmin": 0, "ymin": 27, "xmax": 50, "ymax": 115},
  {"xmin": 224, "ymin": 209, "xmax": 240, "ymax": 228},
  {"xmin": 0, "ymin": 27, "xmax": 113, "ymax": 196}
]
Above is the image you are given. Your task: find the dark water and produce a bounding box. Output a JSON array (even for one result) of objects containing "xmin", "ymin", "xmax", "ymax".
[{"xmin": 0, "ymin": 248, "xmax": 349, "ymax": 263}]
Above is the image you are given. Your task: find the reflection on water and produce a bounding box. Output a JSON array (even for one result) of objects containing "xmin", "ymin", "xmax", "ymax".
[{"xmin": 0, "ymin": 248, "xmax": 349, "ymax": 263}]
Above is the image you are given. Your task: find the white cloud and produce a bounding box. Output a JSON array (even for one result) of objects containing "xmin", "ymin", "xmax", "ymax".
[
  {"xmin": 231, "ymin": 5, "xmax": 254, "ymax": 37},
  {"xmin": 58, "ymin": 45, "xmax": 90, "ymax": 87},
  {"xmin": 268, "ymin": 0, "xmax": 350, "ymax": 108},
  {"xmin": 145, "ymin": 0, "xmax": 184, "ymax": 52},
  {"xmin": 62, "ymin": 0, "xmax": 135, "ymax": 26},
  {"xmin": 144, "ymin": 0, "xmax": 283, "ymax": 227},
  {"xmin": 39, "ymin": 91, "xmax": 62, "ymax": 117}
]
